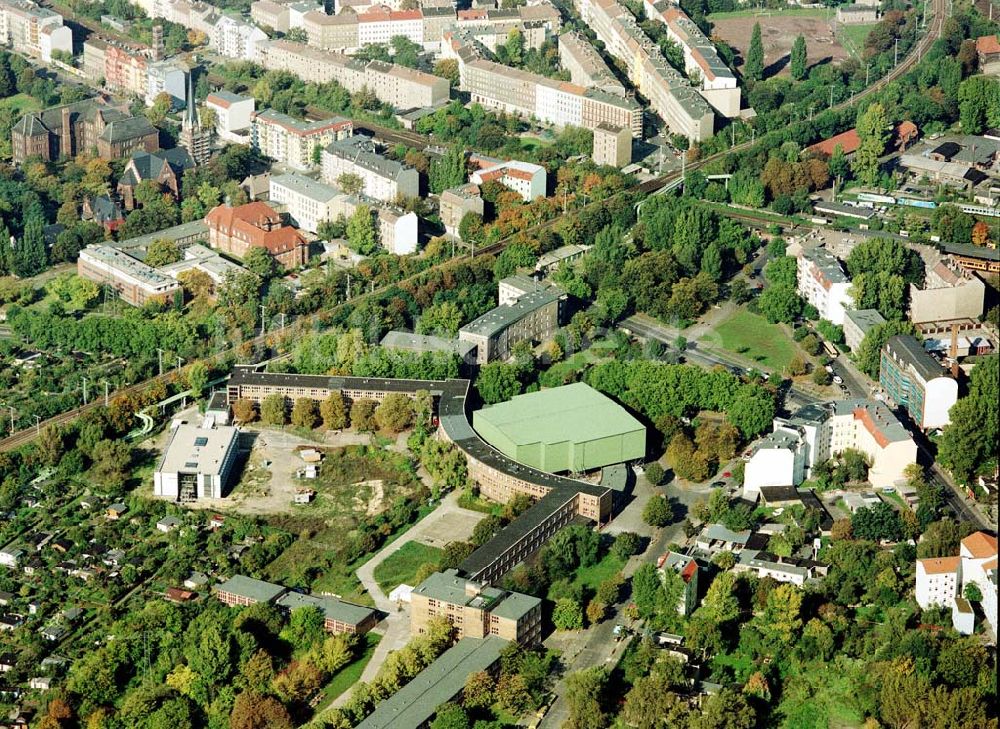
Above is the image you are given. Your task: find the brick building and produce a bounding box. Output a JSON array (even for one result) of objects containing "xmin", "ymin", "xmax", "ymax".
[{"xmin": 204, "ymin": 201, "xmax": 309, "ymax": 269}]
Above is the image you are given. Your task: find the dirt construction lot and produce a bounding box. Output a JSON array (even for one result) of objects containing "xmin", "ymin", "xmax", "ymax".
[{"xmin": 711, "ymin": 14, "xmax": 849, "ymax": 76}]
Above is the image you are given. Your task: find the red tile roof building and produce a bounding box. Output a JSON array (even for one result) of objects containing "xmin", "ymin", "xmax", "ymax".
[
  {"xmin": 205, "ymin": 201, "xmax": 309, "ymax": 269},
  {"xmin": 808, "ymin": 121, "xmax": 919, "ymax": 157}
]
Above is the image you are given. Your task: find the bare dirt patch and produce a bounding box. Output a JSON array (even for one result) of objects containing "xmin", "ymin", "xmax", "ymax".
[{"xmin": 711, "ymin": 15, "xmax": 849, "ymax": 77}]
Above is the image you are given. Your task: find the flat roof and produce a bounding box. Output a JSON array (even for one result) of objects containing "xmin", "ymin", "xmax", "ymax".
[
  {"xmin": 213, "ymin": 575, "xmax": 286, "ymax": 603},
  {"xmin": 379, "ymin": 330, "xmax": 476, "ymax": 358},
  {"xmin": 844, "ymin": 308, "xmax": 886, "ymax": 333},
  {"xmin": 355, "ymin": 636, "xmax": 509, "ymax": 729},
  {"xmin": 460, "ymin": 288, "xmax": 564, "ymax": 338},
  {"xmin": 275, "ymin": 591, "xmax": 376, "ymax": 626},
  {"xmin": 884, "ymin": 334, "xmax": 947, "ymax": 383},
  {"xmin": 156, "ymin": 424, "xmax": 238, "ymax": 476},
  {"xmin": 270, "ymin": 171, "xmax": 341, "ymax": 204},
  {"xmin": 474, "ymin": 382, "xmax": 646, "ymax": 449}
]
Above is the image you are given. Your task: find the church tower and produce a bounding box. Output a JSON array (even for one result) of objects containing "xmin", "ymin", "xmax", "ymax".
[{"xmin": 179, "ymin": 70, "xmax": 211, "ymax": 164}]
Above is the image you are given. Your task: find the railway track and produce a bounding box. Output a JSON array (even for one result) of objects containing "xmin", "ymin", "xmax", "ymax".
[{"xmin": 1, "ymin": 1, "xmax": 945, "ymax": 452}]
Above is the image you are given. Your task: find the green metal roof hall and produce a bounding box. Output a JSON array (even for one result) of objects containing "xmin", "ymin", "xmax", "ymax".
[{"xmin": 472, "ymin": 382, "xmax": 646, "ymax": 473}]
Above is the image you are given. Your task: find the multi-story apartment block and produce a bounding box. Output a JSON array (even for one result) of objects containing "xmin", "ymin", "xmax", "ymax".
[
  {"xmin": 440, "ymin": 183, "xmax": 485, "ymax": 238},
  {"xmin": 212, "ymin": 15, "xmax": 268, "ymax": 62},
  {"xmin": 796, "ymin": 247, "xmax": 853, "ymax": 326},
  {"xmin": 205, "ymin": 90, "xmax": 255, "ymax": 142},
  {"xmin": 251, "ymin": 0, "xmax": 289, "ymax": 32},
  {"xmin": 82, "ymin": 37, "xmax": 110, "ymax": 81},
  {"xmin": 558, "ymin": 31, "xmax": 627, "ymax": 97},
  {"xmin": 146, "ymin": 59, "xmax": 188, "ymax": 108},
  {"xmin": 744, "ymin": 399, "xmax": 917, "ymax": 496},
  {"xmin": 658, "ymin": 552, "xmax": 698, "ymax": 616},
  {"xmin": 908, "ymin": 259, "xmax": 986, "ymax": 325},
  {"xmin": 880, "ymin": 335, "xmax": 958, "ymax": 430},
  {"xmin": 916, "ymin": 556, "xmax": 961, "ymax": 609},
  {"xmin": 11, "ymin": 99, "xmax": 158, "ymax": 164},
  {"xmin": 321, "ymin": 135, "xmax": 420, "ymax": 201},
  {"xmin": 269, "ymin": 172, "xmax": 417, "ymax": 254},
  {"xmin": 643, "ymin": 0, "xmax": 740, "ymax": 117},
  {"xmin": 410, "ymin": 569, "xmax": 542, "ymax": 646},
  {"xmin": 444, "ymin": 31, "xmax": 642, "ymax": 137},
  {"xmin": 592, "ymin": 122, "xmax": 632, "ymax": 167},
  {"xmin": 960, "ymin": 532, "xmax": 997, "ymax": 638},
  {"xmin": 0, "ymin": 0, "xmax": 72, "ymax": 63},
  {"xmin": 251, "ymin": 108, "xmax": 353, "ymax": 171},
  {"xmin": 574, "ymin": 0, "xmax": 714, "ymax": 141},
  {"xmin": 103, "ymin": 42, "xmax": 149, "ymax": 98},
  {"xmin": 204, "ymin": 200, "xmax": 310, "ymax": 269},
  {"xmin": 358, "ymin": 6, "xmax": 423, "ymax": 46},
  {"xmin": 269, "ymin": 172, "xmax": 341, "ymax": 234},
  {"xmin": 460, "ymin": 287, "xmax": 565, "ymax": 364},
  {"xmin": 258, "ymin": 40, "xmax": 449, "ymax": 109},
  {"xmin": 843, "ymin": 308, "xmax": 886, "ymax": 352},
  {"xmin": 469, "ymin": 154, "xmax": 546, "ymax": 201},
  {"xmin": 77, "ymin": 244, "xmax": 182, "ymax": 307},
  {"xmin": 136, "ymin": 0, "xmax": 219, "ymax": 36}
]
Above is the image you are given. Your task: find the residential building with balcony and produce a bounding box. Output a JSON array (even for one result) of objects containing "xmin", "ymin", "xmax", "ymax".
[
  {"xmin": 251, "ymin": 108, "xmax": 353, "ymax": 171},
  {"xmin": 205, "ymin": 90, "xmax": 255, "ymax": 143}
]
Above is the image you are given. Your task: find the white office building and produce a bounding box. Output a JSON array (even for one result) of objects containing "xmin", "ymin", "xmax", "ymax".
[
  {"xmin": 145, "ymin": 59, "xmax": 188, "ymax": 109},
  {"xmin": 154, "ymin": 423, "xmax": 241, "ymax": 500}
]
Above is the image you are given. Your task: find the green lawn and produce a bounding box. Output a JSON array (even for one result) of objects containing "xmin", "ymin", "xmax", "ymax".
[
  {"xmin": 372, "ymin": 541, "xmax": 442, "ymax": 593},
  {"xmin": 707, "ymin": 7, "xmax": 830, "ymax": 19},
  {"xmin": 313, "ymin": 633, "xmax": 381, "ymax": 713},
  {"xmin": 712, "ymin": 309, "xmax": 798, "ymax": 372},
  {"xmin": 548, "ymin": 552, "xmax": 625, "ymax": 601},
  {"xmin": 0, "ymin": 93, "xmax": 41, "ymax": 117},
  {"xmin": 838, "ymin": 23, "xmax": 876, "ymax": 58}
]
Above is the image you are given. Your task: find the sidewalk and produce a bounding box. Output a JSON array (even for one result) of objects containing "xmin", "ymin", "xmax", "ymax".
[{"xmin": 330, "ymin": 490, "xmax": 484, "ymax": 707}]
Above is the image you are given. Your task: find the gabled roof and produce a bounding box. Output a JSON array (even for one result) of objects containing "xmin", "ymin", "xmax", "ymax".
[
  {"xmin": 961, "ymin": 532, "xmax": 997, "ymax": 559},
  {"xmin": 918, "ymin": 556, "xmax": 960, "ymax": 575}
]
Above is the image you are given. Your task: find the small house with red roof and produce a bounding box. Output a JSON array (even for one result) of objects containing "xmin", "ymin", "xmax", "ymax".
[
  {"xmin": 204, "ymin": 201, "xmax": 309, "ymax": 269},
  {"xmin": 976, "ymin": 35, "xmax": 1000, "ymax": 72}
]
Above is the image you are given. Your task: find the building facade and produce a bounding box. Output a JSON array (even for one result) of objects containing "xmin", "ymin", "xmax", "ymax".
[
  {"xmin": 77, "ymin": 244, "xmax": 182, "ymax": 307},
  {"xmin": 592, "ymin": 122, "xmax": 632, "ymax": 167},
  {"xmin": 204, "ymin": 201, "xmax": 309, "ymax": 269},
  {"xmin": 440, "ymin": 183, "xmax": 484, "ymax": 238},
  {"xmin": 459, "ymin": 288, "xmax": 564, "ymax": 363},
  {"xmin": 251, "ymin": 108, "xmax": 353, "ymax": 171},
  {"xmin": 11, "ymin": 99, "xmax": 158, "ymax": 164},
  {"xmin": 880, "ymin": 335, "xmax": 958, "ymax": 430},
  {"xmin": 205, "ymin": 90, "xmax": 255, "ymax": 142},
  {"xmin": 211, "ymin": 15, "xmax": 267, "ymax": 62},
  {"xmin": 410, "ymin": 569, "xmax": 542, "ymax": 646},
  {"xmin": 843, "ymin": 308, "xmax": 886, "ymax": 351},
  {"xmin": 153, "ymin": 423, "xmax": 240, "ymax": 500},
  {"xmin": 321, "ymin": 135, "xmax": 420, "ymax": 201},
  {"xmin": 796, "ymin": 247, "xmax": 854, "ymax": 326}
]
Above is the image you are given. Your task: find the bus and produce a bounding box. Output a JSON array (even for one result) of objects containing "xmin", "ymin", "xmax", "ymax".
[{"xmin": 823, "ymin": 340, "xmax": 839, "ymax": 359}]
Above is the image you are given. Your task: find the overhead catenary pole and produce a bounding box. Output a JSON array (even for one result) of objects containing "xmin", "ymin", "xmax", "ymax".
[
  {"xmin": 103, "ymin": 380, "xmax": 110, "ymax": 407},
  {"xmin": 34, "ymin": 415, "xmax": 40, "ymax": 435},
  {"xmin": 156, "ymin": 348, "xmax": 164, "ymax": 376},
  {"xmin": 82, "ymin": 377, "xmax": 88, "ymax": 406}
]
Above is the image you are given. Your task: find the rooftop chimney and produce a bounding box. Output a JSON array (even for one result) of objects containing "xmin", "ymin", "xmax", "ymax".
[
  {"xmin": 151, "ymin": 25, "xmax": 164, "ymax": 61},
  {"xmin": 60, "ymin": 106, "xmax": 72, "ymax": 158}
]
